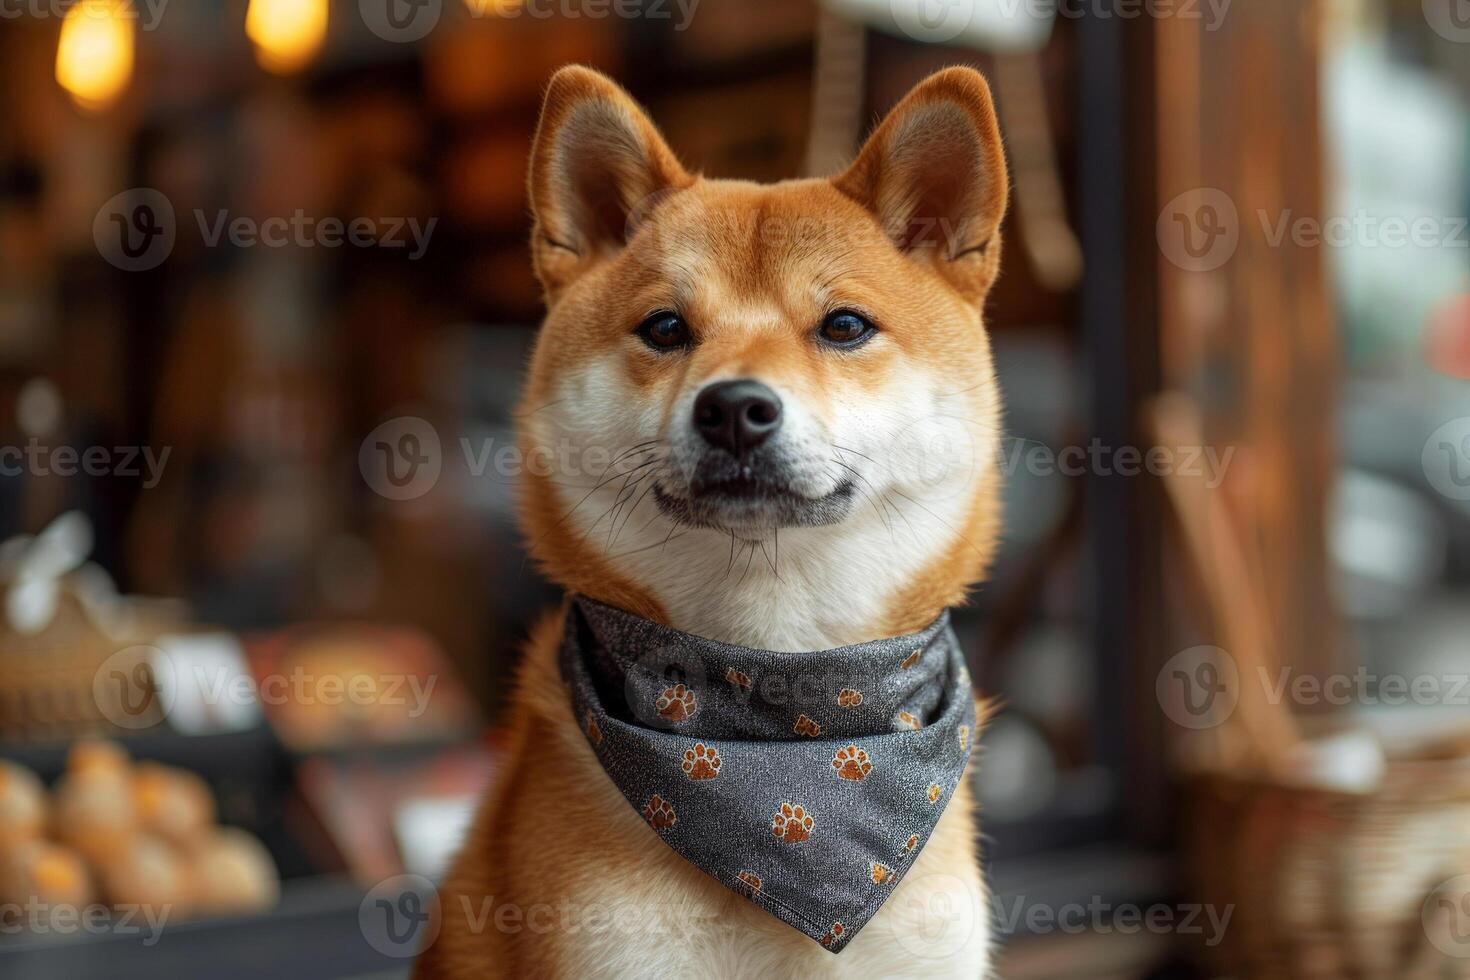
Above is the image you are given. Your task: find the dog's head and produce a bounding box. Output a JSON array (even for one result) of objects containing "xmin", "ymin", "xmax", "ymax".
[{"xmin": 518, "ymin": 66, "xmax": 1009, "ymax": 648}]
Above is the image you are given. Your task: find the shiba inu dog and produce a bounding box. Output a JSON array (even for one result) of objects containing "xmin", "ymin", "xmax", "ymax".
[{"xmin": 417, "ymin": 64, "xmax": 1009, "ymax": 978}]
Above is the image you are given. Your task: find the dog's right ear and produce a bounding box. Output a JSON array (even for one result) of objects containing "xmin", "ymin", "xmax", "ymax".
[
  {"xmin": 528, "ymin": 66, "xmax": 692, "ymax": 298},
  {"xmin": 833, "ymin": 67, "xmax": 1009, "ymax": 306}
]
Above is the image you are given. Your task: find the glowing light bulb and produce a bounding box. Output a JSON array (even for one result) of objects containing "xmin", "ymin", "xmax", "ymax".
[
  {"xmin": 245, "ymin": 0, "xmax": 328, "ymax": 75},
  {"xmin": 55, "ymin": 0, "xmax": 135, "ymax": 112}
]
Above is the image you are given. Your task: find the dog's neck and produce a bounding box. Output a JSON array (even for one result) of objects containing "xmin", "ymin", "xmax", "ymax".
[{"xmin": 590, "ymin": 492, "xmax": 966, "ymax": 653}]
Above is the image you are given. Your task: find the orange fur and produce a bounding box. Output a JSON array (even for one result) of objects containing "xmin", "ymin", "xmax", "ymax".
[{"xmin": 419, "ymin": 65, "xmax": 1009, "ymax": 978}]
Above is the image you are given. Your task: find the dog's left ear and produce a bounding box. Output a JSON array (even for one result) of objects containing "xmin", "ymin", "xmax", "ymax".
[
  {"xmin": 833, "ymin": 67, "xmax": 1010, "ymax": 305},
  {"xmin": 529, "ymin": 65, "xmax": 693, "ymax": 299}
]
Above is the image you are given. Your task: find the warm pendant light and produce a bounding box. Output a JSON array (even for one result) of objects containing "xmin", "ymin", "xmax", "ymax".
[
  {"xmin": 245, "ymin": 0, "xmax": 328, "ymax": 75},
  {"xmin": 55, "ymin": 0, "xmax": 136, "ymax": 111}
]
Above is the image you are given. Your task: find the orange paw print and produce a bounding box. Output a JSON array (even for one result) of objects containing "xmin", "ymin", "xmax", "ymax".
[
  {"xmin": 821, "ymin": 922, "xmax": 845, "ymax": 947},
  {"xmin": 771, "ymin": 803, "xmax": 814, "ymax": 843},
  {"xmin": 958, "ymin": 724, "xmax": 969, "ymax": 751},
  {"xmin": 900, "ymin": 649, "xmax": 921, "ymax": 669},
  {"xmin": 643, "ymin": 794, "xmax": 677, "ymax": 830},
  {"xmin": 897, "ymin": 711, "xmax": 921, "ymax": 731},
  {"xmin": 792, "ymin": 714, "xmax": 821, "ymax": 737},
  {"xmin": 725, "ymin": 667, "xmax": 752, "ymax": 693},
  {"xmin": 656, "ymin": 684, "xmax": 697, "ymax": 722},
  {"xmin": 585, "ymin": 711, "xmax": 602, "ymax": 746},
  {"xmin": 905, "ymin": 834, "xmax": 919, "ymax": 852},
  {"xmin": 837, "ymin": 688, "xmax": 863, "ymax": 708},
  {"xmin": 736, "ymin": 870, "xmax": 762, "ymax": 896},
  {"xmin": 926, "ymin": 783, "xmax": 943, "ymax": 803},
  {"xmin": 870, "ymin": 862, "xmax": 894, "ymax": 885},
  {"xmin": 832, "ymin": 744, "xmax": 873, "ymax": 781},
  {"xmin": 681, "ymin": 742, "xmax": 721, "ymax": 780}
]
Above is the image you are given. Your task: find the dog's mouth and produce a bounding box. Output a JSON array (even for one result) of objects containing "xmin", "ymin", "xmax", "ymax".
[{"xmin": 652, "ymin": 476, "xmax": 856, "ymax": 531}]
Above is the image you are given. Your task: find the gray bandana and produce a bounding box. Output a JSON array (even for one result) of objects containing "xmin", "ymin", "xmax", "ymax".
[{"xmin": 559, "ymin": 596, "xmax": 977, "ymax": 953}]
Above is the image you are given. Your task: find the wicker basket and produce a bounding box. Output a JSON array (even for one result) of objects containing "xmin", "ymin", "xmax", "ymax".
[
  {"xmin": 0, "ymin": 583, "xmax": 184, "ymax": 741},
  {"xmin": 1186, "ymin": 752, "xmax": 1470, "ymax": 979},
  {"xmin": 1153, "ymin": 395, "xmax": 1470, "ymax": 978}
]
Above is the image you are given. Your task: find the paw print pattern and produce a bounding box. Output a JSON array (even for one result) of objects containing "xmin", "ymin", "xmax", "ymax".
[
  {"xmin": 656, "ymin": 684, "xmax": 697, "ymax": 722},
  {"xmin": 958, "ymin": 724, "xmax": 969, "ymax": 751},
  {"xmin": 832, "ymin": 745, "xmax": 873, "ymax": 781},
  {"xmin": 901, "ymin": 650, "xmax": 921, "ymax": 669},
  {"xmin": 837, "ymin": 688, "xmax": 863, "ymax": 708},
  {"xmin": 927, "ymin": 783, "xmax": 943, "ymax": 803},
  {"xmin": 905, "ymin": 834, "xmax": 919, "ymax": 852},
  {"xmin": 585, "ymin": 711, "xmax": 602, "ymax": 746},
  {"xmin": 736, "ymin": 870, "xmax": 762, "ymax": 896},
  {"xmin": 792, "ymin": 714, "xmax": 821, "ymax": 737},
  {"xmin": 771, "ymin": 803, "xmax": 814, "ymax": 843},
  {"xmin": 870, "ymin": 862, "xmax": 894, "ymax": 885},
  {"xmin": 681, "ymin": 742, "xmax": 721, "ymax": 780},
  {"xmin": 643, "ymin": 794, "xmax": 677, "ymax": 830},
  {"xmin": 725, "ymin": 667, "xmax": 752, "ymax": 693},
  {"xmin": 897, "ymin": 711, "xmax": 921, "ymax": 731},
  {"xmin": 821, "ymin": 922, "xmax": 845, "ymax": 947}
]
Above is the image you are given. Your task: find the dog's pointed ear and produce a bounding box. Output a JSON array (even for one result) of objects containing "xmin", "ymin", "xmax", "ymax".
[
  {"xmin": 528, "ymin": 66, "xmax": 692, "ymax": 298},
  {"xmin": 833, "ymin": 67, "xmax": 1010, "ymax": 305}
]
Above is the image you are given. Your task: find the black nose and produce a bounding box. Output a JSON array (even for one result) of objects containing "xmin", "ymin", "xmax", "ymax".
[{"xmin": 693, "ymin": 379, "xmax": 783, "ymax": 456}]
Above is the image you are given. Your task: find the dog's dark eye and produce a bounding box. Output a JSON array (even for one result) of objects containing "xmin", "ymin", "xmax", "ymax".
[
  {"xmin": 817, "ymin": 310, "xmax": 877, "ymax": 348},
  {"xmin": 636, "ymin": 312, "xmax": 691, "ymax": 351}
]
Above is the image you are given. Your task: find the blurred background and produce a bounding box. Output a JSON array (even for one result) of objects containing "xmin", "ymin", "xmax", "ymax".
[{"xmin": 0, "ymin": 0, "xmax": 1468, "ymax": 977}]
